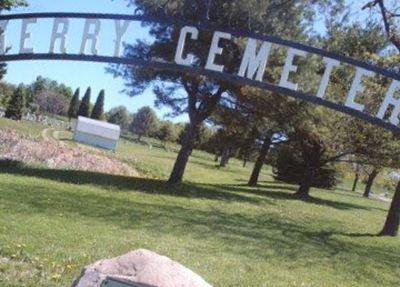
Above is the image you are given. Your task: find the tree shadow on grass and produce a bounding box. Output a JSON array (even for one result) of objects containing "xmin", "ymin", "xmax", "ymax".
[
  {"xmin": 0, "ymin": 162, "xmax": 263, "ymax": 204},
  {"xmin": 214, "ymin": 183, "xmax": 382, "ymax": 211},
  {"xmin": 1, "ymin": 163, "xmax": 399, "ymax": 284},
  {"xmin": 0, "ymin": 160, "xmax": 382, "ymax": 212},
  {"xmin": 0, "ymin": 171, "xmax": 398, "ymax": 277}
]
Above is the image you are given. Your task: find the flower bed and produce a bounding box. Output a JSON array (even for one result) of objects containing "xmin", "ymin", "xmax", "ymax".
[{"xmin": 0, "ymin": 129, "xmax": 138, "ymax": 176}]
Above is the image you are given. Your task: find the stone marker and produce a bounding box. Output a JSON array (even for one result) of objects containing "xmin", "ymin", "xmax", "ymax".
[{"xmin": 72, "ymin": 249, "xmax": 212, "ymax": 287}]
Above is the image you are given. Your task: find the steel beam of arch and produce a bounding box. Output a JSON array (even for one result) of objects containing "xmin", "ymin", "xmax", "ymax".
[
  {"xmin": 1, "ymin": 12, "xmax": 400, "ymax": 81},
  {"xmin": 2, "ymin": 52, "xmax": 399, "ymax": 134}
]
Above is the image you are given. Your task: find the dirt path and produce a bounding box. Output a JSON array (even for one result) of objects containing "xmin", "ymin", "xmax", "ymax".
[{"xmin": 41, "ymin": 128, "xmax": 55, "ymax": 141}]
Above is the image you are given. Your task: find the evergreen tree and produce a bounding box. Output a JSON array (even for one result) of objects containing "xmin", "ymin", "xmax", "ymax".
[
  {"xmin": 68, "ymin": 88, "xmax": 80, "ymax": 121},
  {"xmin": 90, "ymin": 89, "xmax": 105, "ymax": 120},
  {"xmin": 130, "ymin": 106, "xmax": 158, "ymax": 141},
  {"xmin": 5, "ymin": 84, "xmax": 25, "ymax": 120},
  {"xmin": 77, "ymin": 87, "xmax": 91, "ymax": 117}
]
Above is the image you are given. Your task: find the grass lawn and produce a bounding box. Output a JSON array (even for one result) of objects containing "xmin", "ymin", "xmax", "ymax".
[{"xmin": 0, "ymin": 119, "xmax": 399, "ymax": 286}]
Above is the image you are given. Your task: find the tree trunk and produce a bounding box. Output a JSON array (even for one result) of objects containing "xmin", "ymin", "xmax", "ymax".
[
  {"xmin": 379, "ymin": 181, "xmax": 400, "ymax": 237},
  {"xmin": 168, "ymin": 123, "xmax": 199, "ymax": 184},
  {"xmin": 220, "ymin": 148, "xmax": 231, "ymax": 167},
  {"xmin": 363, "ymin": 168, "xmax": 379, "ymax": 198},
  {"xmin": 352, "ymin": 171, "xmax": 359, "ymax": 192},
  {"xmin": 248, "ymin": 133, "xmax": 272, "ymax": 186},
  {"xmin": 243, "ymin": 158, "xmax": 247, "ymax": 168},
  {"xmin": 295, "ymin": 166, "xmax": 313, "ymax": 199}
]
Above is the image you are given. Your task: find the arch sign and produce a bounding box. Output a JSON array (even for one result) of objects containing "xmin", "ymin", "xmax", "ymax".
[{"xmin": 1, "ymin": 12, "xmax": 400, "ymax": 132}]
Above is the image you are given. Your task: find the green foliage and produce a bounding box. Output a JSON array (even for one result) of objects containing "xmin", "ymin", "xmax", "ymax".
[
  {"xmin": 68, "ymin": 88, "xmax": 80, "ymax": 120},
  {"xmin": 178, "ymin": 123, "xmax": 212, "ymax": 148},
  {"xmin": 90, "ymin": 90, "xmax": 105, "ymax": 120},
  {"xmin": 27, "ymin": 76, "xmax": 73, "ymax": 116},
  {"xmin": 274, "ymin": 145, "xmax": 337, "ymax": 189},
  {"xmin": 0, "ymin": 0, "xmax": 27, "ymax": 10},
  {"xmin": 156, "ymin": 121, "xmax": 177, "ymax": 146},
  {"xmin": 5, "ymin": 84, "xmax": 25, "ymax": 120},
  {"xmin": 107, "ymin": 105, "xmax": 132, "ymax": 131},
  {"xmin": 273, "ymin": 128, "xmax": 337, "ymax": 190},
  {"xmin": 0, "ymin": 81, "xmax": 15, "ymax": 107},
  {"xmin": 130, "ymin": 106, "xmax": 158, "ymax": 140},
  {"xmin": 31, "ymin": 76, "xmax": 72, "ymax": 100},
  {"xmin": 77, "ymin": 87, "xmax": 91, "ymax": 118}
]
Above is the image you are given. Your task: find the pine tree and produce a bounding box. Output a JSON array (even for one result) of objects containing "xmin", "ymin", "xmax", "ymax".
[
  {"xmin": 68, "ymin": 88, "xmax": 80, "ymax": 121},
  {"xmin": 77, "ymin": 87, "xmax": 91, "ymax": 118},
  {"xmin": 5, "ymin": 84, "xmax": 25, "ymax": 120},
  {"xmin": 90, "ymin": 89, "xmax": 105, "ymax": 120}
]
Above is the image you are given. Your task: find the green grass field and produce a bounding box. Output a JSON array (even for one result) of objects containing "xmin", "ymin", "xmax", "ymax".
[{"xmin": 0, "ymin": 118, "xmax": 399, "ymax": 287}]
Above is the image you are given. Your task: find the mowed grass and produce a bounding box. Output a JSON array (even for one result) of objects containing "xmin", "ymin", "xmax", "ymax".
[{"xmin": 0, "ymin": 119, "xmax": 399, "ymax": 287}]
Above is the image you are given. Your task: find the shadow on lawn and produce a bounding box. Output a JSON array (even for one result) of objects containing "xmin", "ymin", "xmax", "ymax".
[
  {"xmin": 0, "ymin": 161, "xmax": 377, "ymax": 211},
  {"xmin": 0, "ymin": 162, "xmax": 263, "ymax": 204},
  {"xmin": 1, "ymin": 163, "xmax": 399, "ymax": 283},
  {"xmin": 214, "ymin": 184, "xmax": 381, "ymax": 211}
]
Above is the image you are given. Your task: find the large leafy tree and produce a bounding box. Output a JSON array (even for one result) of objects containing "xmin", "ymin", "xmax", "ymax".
[
  {"xmin": 107, "ymin": 105, "xmax": 132, "ymax": 131},
  {"xmin": 130, "ymin": 106, "xmax": 158, "ymax": 141},
  {"xmin": 113, "ymin": 0, "xmax": 344, "ymax": 184},
  {"xmin": 157, "ymin": 121, "xmax": 177, "ymax": 147}
]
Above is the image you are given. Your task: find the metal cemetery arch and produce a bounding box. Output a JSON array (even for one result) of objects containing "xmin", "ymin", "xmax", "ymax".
[{"xmin": 1, "ymin": 12, "xmax": 400, "ymax": 133}]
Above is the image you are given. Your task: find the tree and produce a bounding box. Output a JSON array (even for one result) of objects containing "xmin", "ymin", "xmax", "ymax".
[
  {"xmin": 363, "ymin": 168, "xmax": 380, "ymax": 198},
  {"xmin": 363, "ymin": 0, "xmax": 400, "ymax": 237},
  {"xmin": 5, "ymin": 84, "xmax": 25, "ymax": 120},
  {"xmin": 273, "ymin": 128, "xmax": 338, "ymax": 198},
  {"xmin": 91, "ymin": 89, "xmax": 105, "ymax": 120},
  {"xmin": 34, "ymin": 90, "xmax": 69, "ymax": 116},
  {"xmin": 0, "ymin": 81, "xmax": 16, "ymax": 107},
  {"xmin": 28, "ymin": 76, "xmax": 72, "ymax": 111},
  {"xmin": 363, "ymin": 0, "xmax": 400, "ymax": 51},
  {"xmin": 157, "ymin": 121, "xmax": 177, "ymax": 147},
  {"xmin": 130, "ymin": 106, "xmax": 158, "ymax": 141},
  {"xmin": 234, "ymin": 88, "xmax": 308, "ymax": 186},
  {"xmin": 107, "ymin": 105, "xmax": 132, "ymax": 131},
  {"xmin": 68, "ymin": 88, "xmax": 80, "ymax": 121},
  {"xmin": 178, "ymin": 123, "xmax": 212, "ymax": 150},
  {"xmin": 380, "ymin": 180, "xmax": 400, "ymax": 236},
  {"xmin": 351, "ymin": 163, "xmax": 361, "ymax": 192},
  {"xmin": 113, "ymin": 0, "xmax": 344, "ymax": 184},
  {"xmin": 77, "ymin": 87, "xmax": 91, "ymax": 117}
]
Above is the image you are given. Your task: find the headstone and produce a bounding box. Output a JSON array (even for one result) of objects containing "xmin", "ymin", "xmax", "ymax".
[{"xmin": 72, "ymin": 249, "xmax": 212, "ymax": 287}]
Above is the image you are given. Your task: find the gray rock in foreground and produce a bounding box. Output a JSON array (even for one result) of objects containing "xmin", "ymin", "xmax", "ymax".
[{"xmin": 72, "ymin": 249, "xmax": 212, "ymax": 287}]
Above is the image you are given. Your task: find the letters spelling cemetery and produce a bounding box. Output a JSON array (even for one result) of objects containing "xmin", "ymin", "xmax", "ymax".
[{"xmin": 1, "ymin": 15, "xmax": 400, "ymax": 131}]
